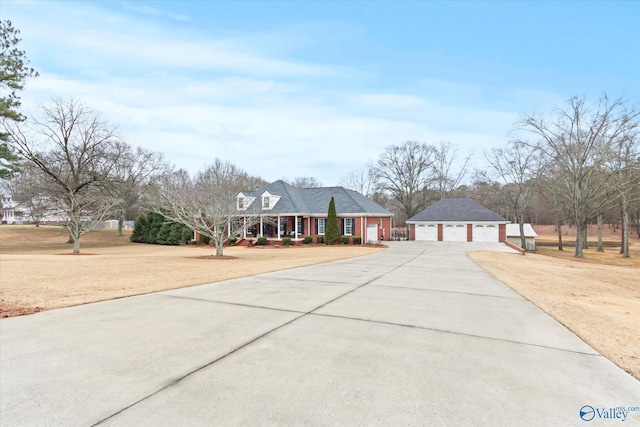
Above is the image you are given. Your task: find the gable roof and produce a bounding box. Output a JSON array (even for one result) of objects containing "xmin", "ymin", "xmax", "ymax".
[
  {"xmin": 407, "ymin": 197, "xmax": 507, "ymax": 222},
  {"xmin": 242, "ymin": 180, "xmax": 392, "ymax": 216},
  {"xmin": 506, "ymin": 223, "xmax": 537, "ymax": 237}
]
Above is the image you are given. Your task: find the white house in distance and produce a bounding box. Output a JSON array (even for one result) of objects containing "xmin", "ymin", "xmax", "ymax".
[
  {"xmin": 506, "ymin": 223, "xmax": 537, "ymax": 251},
  {"xmin": 1, "ymin": 196, "xmax": 24, "ymax": 224},
  {"xmin": 406, "ymin": 197, "xmax": 509, "ymax": 242}
]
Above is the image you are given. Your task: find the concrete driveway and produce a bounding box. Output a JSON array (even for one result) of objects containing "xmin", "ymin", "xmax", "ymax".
[{"xmin": 1, "ymin": 242, "xmax": 638, "ymax": 426}]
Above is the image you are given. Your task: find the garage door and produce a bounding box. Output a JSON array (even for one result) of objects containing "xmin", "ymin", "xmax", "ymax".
[
  {"xmin": 443, "ymin": 224, "xmax": 467, "ymax": 241},
  {"xmin": 415, "ymin": 224, "xmax": 437, "ymax": 241},
  {"xmin": 473, "ymin": 224, "xmax": 499, "ymax": 242}
]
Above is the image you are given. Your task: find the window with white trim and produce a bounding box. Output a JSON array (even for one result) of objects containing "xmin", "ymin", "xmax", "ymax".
[
  {"xmin": 237, "ymin": 198, "xmax": 244, "ymax": 210},
  {"xmin": 262, "ymin": 196, "xmax": 269, "ymax": 209},
  {"xmin": 318, "ymin": 218, "xmax": 326, "ymax": 234},
  {"xmin": 344, "ymin": 218, "xmax": 353, "ymax": 235}
]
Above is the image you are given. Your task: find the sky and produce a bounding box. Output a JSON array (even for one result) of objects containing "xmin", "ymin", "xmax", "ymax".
[{"xmin": 3, "ymin": 0, "xmax": 639, "ymax": 186}]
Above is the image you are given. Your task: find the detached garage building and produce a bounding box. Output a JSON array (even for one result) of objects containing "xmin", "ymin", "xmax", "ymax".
[{"xmin": 407, "ymin": 197, "xmax": 509, "ymax": 243}]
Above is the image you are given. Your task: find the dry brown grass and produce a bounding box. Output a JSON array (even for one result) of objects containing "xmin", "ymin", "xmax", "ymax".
[
  {"xmin": 0, "ymin": 225, "xmax": 384, "ymax": 316},
  {"xmin": 470, "ymin": 238, "xmax": 640, "ymax": 382}
]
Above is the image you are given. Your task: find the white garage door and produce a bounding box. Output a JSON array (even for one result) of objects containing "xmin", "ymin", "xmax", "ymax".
[
  {"xmin": 473, "ymin": 224, "xmax": 499, "ymax": 242},
  {"xmin": 415, "ymin": 224, "xmax": 437, "ymax": 241},
  {"xmin": 443, "ymin": 224, "xmax": 467, "ymax": 241}
]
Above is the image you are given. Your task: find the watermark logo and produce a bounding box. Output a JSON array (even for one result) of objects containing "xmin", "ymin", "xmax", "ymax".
[
  {"xmin": 580, "ymin": 404, "xmax": 640, "ymax": 422},
  {"xmin": 580, "ymin": 406, "xmax": 596, "ymax": 422}
]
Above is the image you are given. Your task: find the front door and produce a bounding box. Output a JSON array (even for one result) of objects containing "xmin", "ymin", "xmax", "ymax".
[{"xmin": 366, "ymin": 224, "xmax": 378, "ymax": 243}]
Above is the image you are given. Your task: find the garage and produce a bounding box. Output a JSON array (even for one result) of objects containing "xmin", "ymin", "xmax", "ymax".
[
  {"xmin": 415, "ymin": 224, "xmax": 437, "ymax": 241},
  {"xmin": 473, "ymin": 224, "xmax": 499, "ymax": 242},
  {"xmin": 407, "ymin": 197, "xmax": 508, "ymax": 243},
  {"xmin": 443, "ymin": 224, "xmax": 467, "ymax": 241}
]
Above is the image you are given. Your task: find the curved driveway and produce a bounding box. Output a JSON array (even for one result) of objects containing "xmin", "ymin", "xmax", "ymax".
[{"xmin": 1, "ymin": 242, "xmax": 638, "ymax": 426}]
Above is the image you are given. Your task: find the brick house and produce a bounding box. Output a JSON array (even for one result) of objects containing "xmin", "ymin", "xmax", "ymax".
[{"xmin": 237, "ymin": 180, "xmax": 393, "ymax": 243}]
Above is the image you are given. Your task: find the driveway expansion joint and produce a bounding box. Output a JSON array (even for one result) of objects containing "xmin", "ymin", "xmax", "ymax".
[
  {"xmin": 310, "ymin": 312, "xmax": 602, "ymax": 357},
  {"xmin": 158, "ymin": 294, "xmax": 306, "ymax": 314},
  {"xmin": 369, "ymin": 284, "xmax": 523, "ymax": 300}
]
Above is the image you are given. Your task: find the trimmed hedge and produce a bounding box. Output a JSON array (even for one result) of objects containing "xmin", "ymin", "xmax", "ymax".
[
  {"xmin": 257, "ymin": 236, "xmax": 268, "ymax": 246},
  {"xmin": 303, "ymin": 235, "xmax": 313, "ymax": 244},
  {"xmin": 316, "ymin": 236, "xmax": 324, "ymax": 244},
  {"xmin": 353, "ymin": 236, "xmax": 362, "ymax": 245},
  {"xmin": 197, "ymin": 234, "xmax": 211, "ymax": 245},
  {"xmin": 340, "ymin": 236, "xmax": 350, "ymax": 245},
  {"xmin": 130, "ymin": 212, "xmax": 192, "ymax": 245},
  {"xmin": 282, "ymin": 237, "xmax": 292, "ymax": 246}
]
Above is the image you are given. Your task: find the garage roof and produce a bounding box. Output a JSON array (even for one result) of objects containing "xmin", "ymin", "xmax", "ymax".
[{"xmin": 407, "ymin": 197, "xmax": 507, "ymax": 222}]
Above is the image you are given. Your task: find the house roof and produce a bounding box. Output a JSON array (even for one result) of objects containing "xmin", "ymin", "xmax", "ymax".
[
  {"xmin": 407, "ymin": 197, "xmax": 507, "ymax": 222},
  {"xmin": 506, "ymin": 223, "xmax": 538, "ymax": 237},
  {"xmin": 242, "ymin": 180, "xmax": 392, "ymax": 216}
]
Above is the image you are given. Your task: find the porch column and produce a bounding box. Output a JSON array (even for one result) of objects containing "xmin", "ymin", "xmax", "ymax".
[
  {"xmin": 243, "ymin": 216, "xmax": 247, "ymax": 239},
  {"xmin": 260, "ymin": 216, "xmax": 264, "ymax": 237},
  {"xmin": 277, "ymin": 215, "xmax": 281, "ymax": 239},
  {"xmin": 294, "ymin": 215, "xmax": 298, "ymax": 238},
  {"xmin": 227, "ymin": 221, "xmax": 231, "ymax": 237}
]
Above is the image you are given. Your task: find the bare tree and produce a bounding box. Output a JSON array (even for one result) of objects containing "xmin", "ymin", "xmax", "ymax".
[
  {"xmin": 4, "ymin": 98, "xmax": 121, "ymax": 253},
  {"xmin": 432, "ymin": 141, "xmax": 472, "ymax": 198},
  {"xmin": 477, "ymin": 140, "xmax": 546, "ymax": 249},
  {"xmin": 606, "ymin": 134, "xmax": 640, "ymax": 257},
  {"xmin": 151, "ymin": 160, "xmax": 267, "ymax": 256},
  {"xmin": 288, "ymin": 176, "xmax": 322, "ymax": 188},
  {"xmin": 521, "ymin": 95, "xmax": 640, "ymax": 258},
  {"xmin": 371, "ymin": 141, "xmax": 435, "ymax": 227},
  {"xmin": 109, "ymin": 143, "xmax": 168, "ymax": 236},
  {"xmin": 340, "ymin": 167, "xmax": 376, "ymax": 197}
]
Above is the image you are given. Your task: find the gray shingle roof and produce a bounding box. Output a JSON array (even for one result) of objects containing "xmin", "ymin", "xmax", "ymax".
[
  {"xmin": 244, "ymin": 180, "xmax": 392, "ymax": 216},
  {"xmin": 407, "ymin": 197, "xmax": 507, "ymax": 222}
]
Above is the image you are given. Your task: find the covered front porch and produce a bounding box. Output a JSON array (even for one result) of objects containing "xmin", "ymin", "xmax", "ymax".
[{"xmin": 237, "ymin": 214, "xmax": 311, "ymax": 241}]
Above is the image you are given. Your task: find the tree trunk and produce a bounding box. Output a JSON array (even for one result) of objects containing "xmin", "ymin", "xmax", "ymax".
[
  {"xmin": 581, "ymin": 226, "xmax": 589, "ymax": 250},
  {"xmin": 117, "ymin": 210, "xmax": 124, "ymax": 237},
  {"xmin": 518, "ymin": 217, "xmax": 526, "ymax": 251},
  {"xmin": 557, "ymin": 220, "xmax": 563, "ymax": 251},
  {"xmin": 621, "ymin": 197, "xmax": 630, "ymax": 258},
  {"xmin": 596, "ymin": 214, "xmax": 604, "ymax": 252},
  {"xmin": 73, "ymin": 238, "xmax": 80, "ymax": 254},
  {"xmin": 633, "ymin": 208, "xmax": 640, "ymax": 238},
  {"xmin": 215, "ymin": 239, "xmax": 224, "ymax": 256},
  {"xmin": 574, "ymin": 223, "xmax": 585, "ymax": 258}
]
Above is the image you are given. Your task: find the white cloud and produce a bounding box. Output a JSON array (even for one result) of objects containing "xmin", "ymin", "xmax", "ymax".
[
  {"xmin": 122, "ymin": 3, "xmax": 189, "ymax": 21},
  {"xmin": 8, "ymin": 0, "xmax": 526, "ymax": 186}
]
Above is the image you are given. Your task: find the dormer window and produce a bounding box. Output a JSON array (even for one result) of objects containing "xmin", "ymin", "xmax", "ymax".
[
  {"xmin": 236, "ymin": 193, "xmax": 255, "ymax": 211},
  {"xmin": 259, "ymin": 191, "xmax": 280, "ymax": 210}
]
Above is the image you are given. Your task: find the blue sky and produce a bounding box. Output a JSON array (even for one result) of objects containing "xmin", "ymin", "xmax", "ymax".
[{"xmin": 4, "ymin": 1, "xmax": 639, "ymax": 185}]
